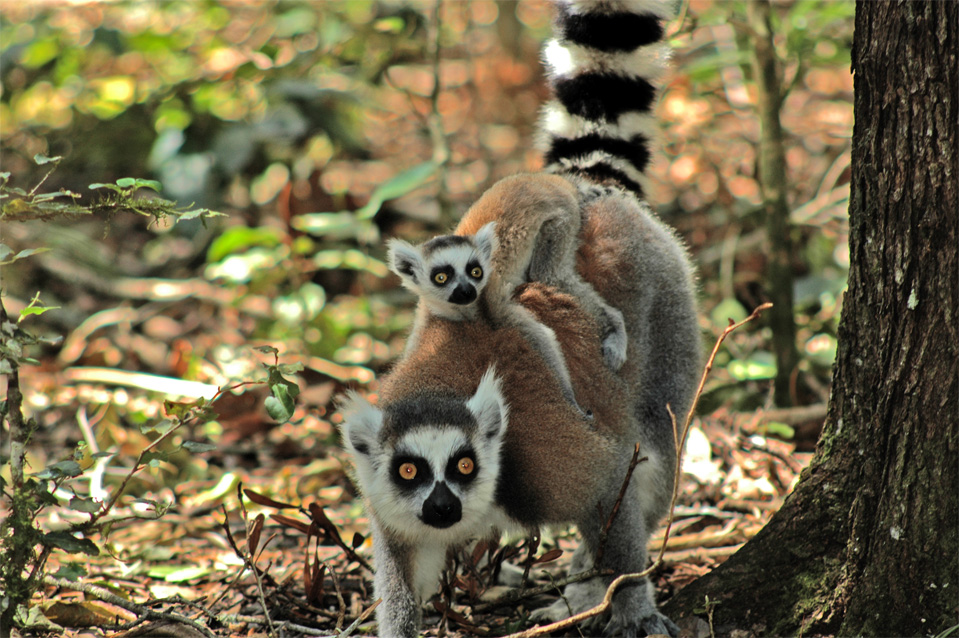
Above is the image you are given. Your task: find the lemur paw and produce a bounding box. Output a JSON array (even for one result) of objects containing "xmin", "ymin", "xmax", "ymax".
[
  {"xmin": 601, "ymin": 307, "xmax": 628, "ymax": 371},
  {"xmin": 604, "ymin": 611, "xmax": 680, "ymax": 638}
]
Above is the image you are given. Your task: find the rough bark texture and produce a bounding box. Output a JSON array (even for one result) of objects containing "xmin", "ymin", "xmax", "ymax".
[{"xmin": 665, "ymin": 1, "xmax": 959, "ymax": 635}]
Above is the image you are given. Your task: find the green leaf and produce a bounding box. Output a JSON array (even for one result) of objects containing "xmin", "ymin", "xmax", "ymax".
[
  {"xmin": 264, "ymin": 395, "xmax": 292, "ymax": 423},
  {"xmin": 42, "ymin": 531, "xmax": 100, "ymax": 556},
  {"xmin": 292, "ymin": 211, "xmax": 363, "ymax": 236},
  {"xmin": 141, "ymin": 451, "xmax": 169, "ymax": 465},
  {"xmin": 68, "ymin": 497, "xmax": 102, "ymax": 514},
  {"xmin": 727, "ymin": 352, "xmax": 777, "ymax": 381},
  {"xmin": 761, "ymin": 421, "xmax": 796, "ymax": 439},
  {"xmin": 32, "ymin": 460, "xmax": 82, "ymax": 480},
  {"xmin": 182, "ymin": 441, "xmax": 217, "ymax": 453},
  {"xmin": 19, "ymin": 304, "xmax": 59, "ymax": 320},
  {"xmin": 153, "ymin": 565, "xmax": 212, "ymax": 582},
  {"xmin": 265, "ymin": 380, "xmax": 296, "ymax": 423},
  {"xmin": 136, "ymin": 179, "xmax": 162, "ymax": 191},
  {"xmin": 34, "ymin": 153, "xmax": 63, "ymax": 166},
  {"xmin": 88, "ymin": 183, "xmax": 123, "ymax": 193},
  {"xmin": 356, "ymin": 161, "xmax": 438, "ymax": 220},
  {"xmin": 52, "ymin": 563, "xmax": 88, "ymax": 582},
  {"xmin": 0, "ymin": 246, "xmax": 52, "ymax": 266},
  {"xmin": 206, "ymin": 226, "xmax": 282, "ymax": 263},
  {"xmin": 164, "ymin": 399, "xmax": 195, "ymax": 419}
]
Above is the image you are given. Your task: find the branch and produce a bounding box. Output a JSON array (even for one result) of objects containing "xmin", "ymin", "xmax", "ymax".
[
  {"xmin": 43, "ymin": 576, "xmax": 216, "ymax": 638},
  {"xmin": 657, "ymin": 302, "xmax": 773, "ymax": 565},
  {"xmin": 596, "ymin": 443, "xmax": 646, "ymax": 565},
  {"xmin": 502, "ymin": 571, "xmax": 656, "ymax": 638}
]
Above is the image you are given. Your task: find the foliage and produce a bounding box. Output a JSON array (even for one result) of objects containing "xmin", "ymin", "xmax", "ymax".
[
  {"xmin": 1, "ymin": 154, "xmax": 224, "ymax": 224},
  {"xmin": 0, "ymin": 162, "xmax": 300, "ymax": 632}
]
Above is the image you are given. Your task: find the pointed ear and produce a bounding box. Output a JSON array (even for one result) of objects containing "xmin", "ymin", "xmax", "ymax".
[
  {"xmin": 466, "ymin": 366, "xmax": 509, "ymax": 440},
  {"xmin": 387, "ymin": 239, "xmax": 424, "ymax": 288},
  {"xmin": 337, "ymin": 391, "xmax": 384, "ymax": 457},
  {"xmin": 473, "ymin": 222, "xmax": 498, "ymax": 263}
]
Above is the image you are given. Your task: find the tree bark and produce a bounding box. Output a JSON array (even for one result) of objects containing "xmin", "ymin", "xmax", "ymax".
[{"xmin": 665, "ymin": 1, "xmax": 959, "ymax": 635}]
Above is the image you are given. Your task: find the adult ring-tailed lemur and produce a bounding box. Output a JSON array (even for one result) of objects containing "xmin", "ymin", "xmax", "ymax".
[{"xmin": 338, "ymin": 1, "xmax": 700, "ymax": 636}]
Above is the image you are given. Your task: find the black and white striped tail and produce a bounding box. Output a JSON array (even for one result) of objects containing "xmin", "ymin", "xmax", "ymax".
[{"xmin": 540, "ymin": 0, "xmax": 673, "ymax": 198}]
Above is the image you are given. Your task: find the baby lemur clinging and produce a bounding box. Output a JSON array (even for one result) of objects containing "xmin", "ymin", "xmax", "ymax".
[
  {"xmin": 342, "ymin": 0, "xmax": 699, "ymax": 636},
  {"xmin": 388, "ymin": 174, "xmax": 627, "ymax": 417}
]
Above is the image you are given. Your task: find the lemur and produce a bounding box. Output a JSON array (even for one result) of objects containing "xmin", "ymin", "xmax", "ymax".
[
  {"xmin": 388, "ymin": 174, "xmax": 627, "ymax": 418},
  {"xmin": 339, "ymin": 1, "xmax": 699, "ymax": 637}
]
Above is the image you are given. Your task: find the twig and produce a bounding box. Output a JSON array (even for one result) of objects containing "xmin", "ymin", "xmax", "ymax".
[
  {"xmin": 221, "ymin": 505, "xmax": 277, "ymax": 636},
  {"xmin": 520, "ymin": 533, "xmax": 540, "ymax": 587},
  {"xmin": 42, "ymin": 576, "xmax": 216, "ymax": 638},
  {"xmin": 503, "ymin": 570, "xmax": 655, "ymax": 638},
  {"xmin": 338, "ymin": 599, "xmax": 380, "ymax": 638},
  {"xmin": 543, "ymin": 572, "xmax": 586, "ymax": 638},
  {"xmin": 596, "ymin": 443, "xmax": 646, "ymax": 565},
  {"xmin": 657, "ymin": 302, "xmax": 773, "ymax": 565},
  {"xmin": 469, "ymin": 567, "xmax": 613, "ymax": 614},
  {"xmin": 325, "ymin": 556, "xmax": 347, "ymax": 630}
]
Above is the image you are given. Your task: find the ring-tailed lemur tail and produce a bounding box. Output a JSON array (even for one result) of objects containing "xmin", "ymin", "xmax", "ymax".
[{"xmin": 539, "ymin": 0, "xmax": 672, "ymax": 199}]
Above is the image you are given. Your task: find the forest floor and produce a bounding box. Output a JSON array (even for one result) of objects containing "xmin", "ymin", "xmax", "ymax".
[{"xmin": 11, "ymin": 351, "xmax": 821, "ymax": 637}]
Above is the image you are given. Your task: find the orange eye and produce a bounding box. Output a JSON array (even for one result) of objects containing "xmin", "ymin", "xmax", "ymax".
[
  {"xmin": 457, "ymin": 457, "xmax": 474, "ymax": 475},
  {"xmin": 470, "ymin": 266, "xmax": 483, "ymax": 279},
  {"xmin": 399, "ymin": 462, "xmax": 417, "ymax": 480},
  {"xmin": 434, "ymin": 272, "xmax": 448, "ymax": 284}
]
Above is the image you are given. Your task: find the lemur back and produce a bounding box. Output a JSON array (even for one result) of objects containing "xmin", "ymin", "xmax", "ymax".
[{"xmin": 340, "ymin": 1, "xmax": 699, "ymax": 637}]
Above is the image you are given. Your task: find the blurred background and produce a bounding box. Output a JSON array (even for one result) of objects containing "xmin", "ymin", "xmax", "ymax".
[{"xmin": 0, "ymin": 1, "xmax": 854, "ymax": 631}]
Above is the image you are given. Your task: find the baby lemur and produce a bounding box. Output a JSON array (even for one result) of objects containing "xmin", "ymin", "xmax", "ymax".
[
  {"xmin": 341, "ymin": 0, "xmax": 698, "ymax": 636},
  {"xmin": 387, "ymin": 174, "xmax": 628, "ymax": 418}
]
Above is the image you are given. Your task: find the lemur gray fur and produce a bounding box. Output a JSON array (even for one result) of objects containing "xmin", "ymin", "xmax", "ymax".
[{"xmin": 339, "ymin": 0, "xmax": 699, "ymax": 636}]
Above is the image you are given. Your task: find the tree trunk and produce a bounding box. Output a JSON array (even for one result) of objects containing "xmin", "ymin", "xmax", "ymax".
[
  {"xmin": 747, "ymin": 0, "xmax": 799, "ymax": 407},
  {"xmin": 665, "ymin": 1, "xmax": 958, "ymax": 635}
]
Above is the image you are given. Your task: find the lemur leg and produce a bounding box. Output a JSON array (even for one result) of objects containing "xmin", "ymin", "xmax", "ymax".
[
  {"xmin": 372, "ymin": 523, "xmax": 450, "ymax": 638},
  {"xmin": 529, "ymin": 537, "xmax": 606, "ymax": 629},
  {"xmin": 372, "ymin": 526, "xmax": 421, "ymax": 638},
  {"xmin": 511, "ymin": 304, "xmax": 592, "ymax": 418},
  {"xmin": 531, "ymin": 480, "xmax": 679, "ymax": 637},
  {"xmin": 527, "ymin": 218, "xmax": 629, "ymax": 372},
  {"xmin": 582, "ymin": 490, "xmax": 679, "ymax": 638}
]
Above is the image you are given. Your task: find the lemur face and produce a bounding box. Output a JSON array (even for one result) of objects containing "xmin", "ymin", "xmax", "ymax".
[
  {"xmin": 339, "ymin": 368, "xmax": 508, "ymax": 542},
  {"xmin": 387, "ymin": 222, "xmax": 498, "ymax": 311}
]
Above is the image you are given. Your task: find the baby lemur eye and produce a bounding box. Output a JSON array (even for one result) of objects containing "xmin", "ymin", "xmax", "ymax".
[
  {"xmin": 433, "ymin": 272, "xmax": 448, "ymax": 284},
  {"xmin": 469, "ymin": 266, "xmax": 483, "ymax": 279},
  {"xmin": 457, "ymin": 457, "xmax": 474, "ymax": 475},
  {"xmin": 398, "ymin": 462, "xmax": 417, "ymax": 480}
]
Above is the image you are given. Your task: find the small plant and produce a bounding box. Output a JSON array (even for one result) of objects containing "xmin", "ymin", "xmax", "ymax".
[
  {"xmin": 1, "ymin": 154, "xmax": 224, "ymax": 225},
  {"xmin": 0, "ymin": 156, "xmax": 299, "ymax": 632}
]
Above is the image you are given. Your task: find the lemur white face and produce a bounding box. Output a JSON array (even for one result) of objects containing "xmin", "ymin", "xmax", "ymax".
[
  {"xmin": 339, "ymin": 368, "xmax": 508, "ymax": 543},
  {"xmin": 387, "ymin": 222, "xmax": 498, "ymax": 312}
]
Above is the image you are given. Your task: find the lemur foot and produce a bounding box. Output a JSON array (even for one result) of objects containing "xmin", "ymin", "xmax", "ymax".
[
  {"xmin": 605, "ymin": 611, "xmax": 680, "ymax": 638},
  {"xmin": 601, "ymin": 307, "xmax": 628, "ymax": 371}
]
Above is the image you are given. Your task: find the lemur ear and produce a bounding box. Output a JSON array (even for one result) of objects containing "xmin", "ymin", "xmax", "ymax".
[
  {"xmin": 466, "ymin": 366, "xmax": 509, "ymax": 440},
  {"xmin": 337, "ymin": 391, "xmax": 383, "ymax": 457},
  {"xmin": 473, "ymin": 222, "xmax": 498, "ymax": 262},
  {"xmin": 386, "ymin": 239, "xmax": 424, "ymax": 287}
]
